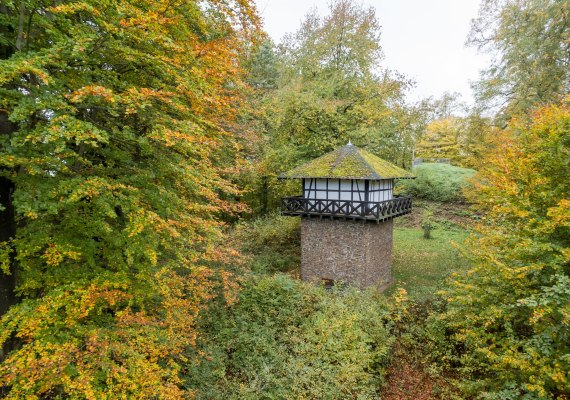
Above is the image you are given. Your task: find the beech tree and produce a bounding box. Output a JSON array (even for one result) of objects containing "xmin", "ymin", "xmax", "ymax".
[
  {"xmin": 438, "ymin": 101, "xmax": 570, "ymax": 398},
  {"xmin": 415, "ymin": 118, "xmax": 463, "ymax": 164},
  {"xmin": 245, "ymin": 0, "xmax": 421, "ymax": 213},
  {"xmin": 415, "ymin": 114, "xmax": 495, "ymax": 169},
  {"xmin": 470, "ymin": 0, "xmax": 570, "ymax": 119},
  {"xmin": 0, "ymin": 0, "xmax": 258, "ymax": 397}
]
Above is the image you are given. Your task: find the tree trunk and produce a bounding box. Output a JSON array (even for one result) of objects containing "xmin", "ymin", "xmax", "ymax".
[
  {"xmin": 260, "ymin": 176, "xmax": 268, "ymax": 215},
  {"xmin": 0, "ymin": 4, "xmax": 19, "ymax": 316},
  {"xmin": 0, "ymin": 115, "xmax": 17, "ymax": 316}
]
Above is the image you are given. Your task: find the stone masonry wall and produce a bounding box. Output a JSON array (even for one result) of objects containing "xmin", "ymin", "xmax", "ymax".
[{"xmin": 301, "ymin": 218, "xmax": 393, "ymax": 291}]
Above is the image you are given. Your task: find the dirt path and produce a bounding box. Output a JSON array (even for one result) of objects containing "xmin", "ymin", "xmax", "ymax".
[
  {"xmin": 395, "ymin": 200, "xmax": 476, "ymax": 230},
  {"xmin": 381, "ymin": 342, "xmax": 459, "ymax": 400}
]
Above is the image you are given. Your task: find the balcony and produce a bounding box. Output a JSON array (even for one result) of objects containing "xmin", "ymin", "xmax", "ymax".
[{"xmin": 281, "ymin": 196, "xmax": 412, "ymax": 222}]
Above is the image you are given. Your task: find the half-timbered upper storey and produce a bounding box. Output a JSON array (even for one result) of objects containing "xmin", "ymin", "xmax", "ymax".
[{"xmin": 279, "ymin": 142, "xmax": 414, "ymax": 221}]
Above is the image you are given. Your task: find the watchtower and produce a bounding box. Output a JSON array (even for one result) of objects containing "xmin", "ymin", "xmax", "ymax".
[{"xmin": 280, "ymin": 142, "xmax": 414, "ymax": 290}]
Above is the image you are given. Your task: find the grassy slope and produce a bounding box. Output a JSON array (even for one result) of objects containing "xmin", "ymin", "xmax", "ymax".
[
  {"xmin": 397, "ymin": 163, "xmax": 476, "ymax": 202},
  {"xmin": 389, "ymin": 227, "xmax": 471, "ymax": 301}
]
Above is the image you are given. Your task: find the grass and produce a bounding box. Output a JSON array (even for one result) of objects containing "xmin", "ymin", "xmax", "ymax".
[{"xmin": 389, "ymin": 227, "xmax": 471, "ymax": 301}]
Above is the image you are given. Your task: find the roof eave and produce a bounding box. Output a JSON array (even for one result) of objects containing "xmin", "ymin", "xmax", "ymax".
[{"xmin": 278, "ymin": 174, "xmax": 415, "ymax": 180}]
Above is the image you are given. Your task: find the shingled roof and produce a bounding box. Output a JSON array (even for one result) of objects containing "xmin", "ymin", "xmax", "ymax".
[{"xmin": 280, "ymin": 143, "xmax": 415, "ymax": 180}]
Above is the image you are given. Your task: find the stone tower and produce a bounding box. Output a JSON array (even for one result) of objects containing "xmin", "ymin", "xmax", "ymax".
[{"xmin": 280, "ymin": 143, "xmax": 414, "ymax": 291}]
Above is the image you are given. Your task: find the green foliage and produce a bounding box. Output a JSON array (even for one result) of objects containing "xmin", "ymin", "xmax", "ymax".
[
  {"xmin": 413, "ymin": 93, "xmax": 497, "ymax": 171},
  {"xmin": 186, "ymin": 274, "xmax": 395, "ymax": 399},
  {"xmin": 279, "ymin": 0, "xmax": 381, "ymax": 83},
  {"xmin": 398, "ymin": 163, "xmax": 476, "ymax": 202},
  {"xmin": 241, "ymin": 0, "xmax": 424, "ymax": 214},
  {"xmin": 0, "ymin": 0, "xmax": 259, "ymax": 397},
  {"xmin": 0, "ymin": 272, "xmax": 220, "ymax": 398},
  {"xmin": 421, "ymin": 208, "xmax": 437, "ymax": 239},
  {"xmin": 415, "ymin": 115, "xmax": 497, "ymax": 169},
  {"xmin": 232, "ymin": 213, "xmax": 300, "ymax": 274},
  {"xmin": 434, "ymin": 102, "xmax": 570, "ymax": 398},
  {"xmin": 390, "ymin": 227, "xmax": 471, "ymax": 301},
  {"xmin": 469, "ymin": 0, "xmax": 570, "ymax": 118},
  {"xmin": 382, "ymin": 292, "xmax": 466, "ymax": 400},
  {"xmin": 244, "ymin": 39, "xmax": 279, "ymax": 90},
  {"xmin": 415, "ymin": 118, "xmax": 464, "ymax": 165},
  {"xmin": 235, "ymin": 214, "xmax": 300, "ymax": 253}
]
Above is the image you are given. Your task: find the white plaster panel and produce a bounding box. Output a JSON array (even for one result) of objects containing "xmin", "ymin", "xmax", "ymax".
[
  {"xmin": 339, "ymin": 179, "xmax": 352, "ymax": 191},
  {"xmin": 315, "ymin": 179, "xmax": 327, "ymax": 190}
]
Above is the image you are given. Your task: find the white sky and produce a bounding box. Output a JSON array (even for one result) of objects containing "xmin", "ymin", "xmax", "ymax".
[{"xmin": 256, "ymin": 0, "xmax": 491, "ymax": 105}]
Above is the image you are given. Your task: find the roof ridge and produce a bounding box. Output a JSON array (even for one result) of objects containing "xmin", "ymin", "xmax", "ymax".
[
  {"xmin": 351, "ymin": 146, "xmax": 380, "ymax": 179},
  {"xmin": 331, "ymin": 144, "xmax": 355, "ymax": 169},
  {"xmin": 279, "ymin": 143, "xmax": 415, "ymax": 180}
]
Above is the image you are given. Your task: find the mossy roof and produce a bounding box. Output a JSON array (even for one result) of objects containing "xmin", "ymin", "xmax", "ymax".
[{"xmin": 280, "ymin": 143, "xmax": 415, "ymax": 180}]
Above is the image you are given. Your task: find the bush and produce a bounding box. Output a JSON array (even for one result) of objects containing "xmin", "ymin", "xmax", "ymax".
[
  {"xmin": 420, "ymin": 207, "xmax": 437, "ymax": 239},
  {"xmin": 232, "ymin": 213, "xmax": 300, "ymax": 273},
  {"xmin": 398, "ymin": 163, "xmax": 476, "ymax": 202},
  {"xmin": 234, "ymin": 213, "xmax": 300, "ymax": 252},
  {"xmin": 185, "ymin": 275, "xmax": 395, "ymax": 399}
]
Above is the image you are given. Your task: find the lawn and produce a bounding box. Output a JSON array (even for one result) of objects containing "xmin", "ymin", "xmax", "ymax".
[{"xmin": 389, "ymin": 227, "xmax": 471, "ymax": 301}]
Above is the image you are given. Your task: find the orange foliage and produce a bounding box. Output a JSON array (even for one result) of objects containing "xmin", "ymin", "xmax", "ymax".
[{"xmin": 0, "ymin": 0, "xmax": 260, "ymax": 397}]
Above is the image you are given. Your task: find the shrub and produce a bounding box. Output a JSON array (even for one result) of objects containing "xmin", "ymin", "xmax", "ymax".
[
  {"xmin": 420, "ymin": 208, "xmax": 437, "ymax": 239},
  {"xmin": 235, "ymin": 213, "xmax": 300, "ymax": 252},
  {"xmin": 232, "ymin": 213, "xmax": 300, "ymax": 273},
  {"xmin": 185, "ymin": 275, "xmax": 395, "ymax": 399},
  {"xmin": 398, "ymin": 163, "xmax": 476, "ymax": 202}
]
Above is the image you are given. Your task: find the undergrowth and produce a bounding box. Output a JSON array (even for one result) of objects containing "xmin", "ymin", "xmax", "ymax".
[
  {"xmin": 231, "ymin": 213, "xmax": 300, "ymax": 274},
  {"xmin": 186, "ymin": 274, "xmax": 396, "ymax": 399}
]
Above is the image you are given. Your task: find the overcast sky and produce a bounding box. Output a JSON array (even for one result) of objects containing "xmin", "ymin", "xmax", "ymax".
[{"xmin": 256, "ymin": 0, "xmax": 490, "ymax": 105}]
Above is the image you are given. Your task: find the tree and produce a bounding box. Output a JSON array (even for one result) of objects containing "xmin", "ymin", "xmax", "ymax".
[
  {"xmin": 469, "ymin": 0, "xmax": 570, "ymax": 119},
  {"xmin": 437, "ymin": 101, "xmax": 570, "ymax": 398},
  {"xmin": 420, "ymin": 91, "xmax": 466, "ymax": 120},
  {"xmin": 415, "ymin": 118, "xmax": 463, "ymax": 164},
  {"xmin": 0, "ymin": 0, "xmax": 259, "ymax": 397},
  {"xmin": 243, "ymin": 39, "xmax": 279, "ymax": 91},
  {"xmin": 458, "ymin": 112, "xmax": 496, "ymax": 169},
  {"xmin": 244, "ymin": 0, "xmax": 420, "ymax": 214},
  {"xmin": 0, "ymin": 3, "xmax": 17, "ymax": 318},
  {"xmin": 279, "ymin": 0, "xmax": 382, "ymax": 86},
  {"xmin": 275, "ymin": 0, "xmax": 416, "ymax": 157},
  {"xmin": 415, "ymin": 114, "xmax": 495, "ymax": 168}
]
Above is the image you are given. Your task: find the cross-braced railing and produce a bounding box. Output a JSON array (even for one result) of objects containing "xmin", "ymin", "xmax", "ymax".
[{"xmin": 281, "ymin": 196, "xmax": 412, "ymax": 221}]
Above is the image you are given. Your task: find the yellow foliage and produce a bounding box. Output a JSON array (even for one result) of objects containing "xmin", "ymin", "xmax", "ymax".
[{"xmin": 437, "ymin": 101, "xmax": 570, "ymax": 397}]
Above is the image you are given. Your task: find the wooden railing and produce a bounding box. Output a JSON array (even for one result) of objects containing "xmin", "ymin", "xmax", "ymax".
[{"xmin": 281, "ymin": 196, "xmax": 412, "ymax": 221}]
